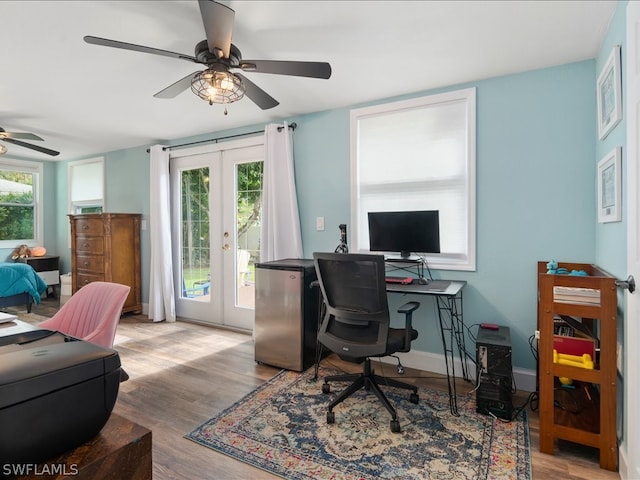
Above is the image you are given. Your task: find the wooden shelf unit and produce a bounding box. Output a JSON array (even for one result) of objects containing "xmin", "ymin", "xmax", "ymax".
[{"xmin": 537, "ymin": 261, "xmax": 618, "ymax": 471}]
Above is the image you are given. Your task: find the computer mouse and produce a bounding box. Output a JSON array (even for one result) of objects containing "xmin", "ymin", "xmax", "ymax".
[{"xmin": 417, "ymin": 277, "xmax": 429, "ymax": 285}]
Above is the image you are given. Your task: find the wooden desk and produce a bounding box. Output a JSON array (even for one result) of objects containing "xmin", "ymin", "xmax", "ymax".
[{"xmin": 10, "ymin": 413, "xmax": 152, "ymax": 480}]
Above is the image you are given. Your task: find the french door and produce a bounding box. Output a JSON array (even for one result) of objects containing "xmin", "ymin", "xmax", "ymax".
[{"xmin": 170, "ymin": 137, "xmax": 263, "ymax": 331}]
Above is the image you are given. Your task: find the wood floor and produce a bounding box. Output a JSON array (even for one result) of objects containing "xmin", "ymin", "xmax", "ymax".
[{"xmin": 25, "ymin": 297, "xmax": 621, "ymax": 480}]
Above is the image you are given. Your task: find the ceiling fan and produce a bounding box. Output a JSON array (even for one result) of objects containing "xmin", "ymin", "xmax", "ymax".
[
  {"xmin": 0, "ymin": 128, "xmax": 60, "ymax": 157},
  {"xmin": 84, "ymin": 0, "xmax": 332, "ymax": 110}
]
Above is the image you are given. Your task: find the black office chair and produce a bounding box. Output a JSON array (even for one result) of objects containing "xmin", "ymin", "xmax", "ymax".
[{"xmin": 313, "ymin": 252, "xmax": 420, "ymax": 432}]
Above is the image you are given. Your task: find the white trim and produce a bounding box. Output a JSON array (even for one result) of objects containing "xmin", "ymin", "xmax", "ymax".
[{"xmin": 350, "ymin": 88, "xmax": 477, "ymax": 271}]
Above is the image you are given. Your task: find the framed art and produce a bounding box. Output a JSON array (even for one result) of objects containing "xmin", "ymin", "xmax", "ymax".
[
  {"xmin": 597, "ymin": 45, "xmax": 622, "ymax": 140},
  {"xmin": 597, "ymin": 147, "xmax": 622, "ymax": 223}
]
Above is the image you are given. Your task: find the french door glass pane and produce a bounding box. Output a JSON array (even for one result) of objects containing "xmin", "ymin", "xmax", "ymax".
[
  {"xmin": 235, "ymin": 161, "xmax": 262, "ymax": 308},
  {"xmin": 181, "ymin": 167, "xmax": 210, "ymax": 300}
]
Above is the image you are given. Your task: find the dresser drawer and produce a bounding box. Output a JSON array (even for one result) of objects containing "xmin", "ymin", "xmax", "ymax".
[
  {"xmin": 76, "ymin": 273, "xmax": 105, "ymax": 289},
  {"xmin": 76, "ymin": 255, "xmax": 105, "ymax": 274},
  {"xmin": 75, "ymin": 236, "xmax": 104, "ymax": 255},
  {"xmin": 74, "ymin": 218, "xmax": 104, "ymax": 236}
]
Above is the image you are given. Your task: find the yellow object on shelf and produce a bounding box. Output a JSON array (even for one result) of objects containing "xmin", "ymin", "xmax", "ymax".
[{"xmin": 552, "ymin": 349, "xmax": 594, "ymax": 369}]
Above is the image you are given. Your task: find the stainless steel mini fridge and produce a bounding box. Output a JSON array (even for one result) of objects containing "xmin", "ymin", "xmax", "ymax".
[{"xmin": 254, "ymin": 259, "xmax": 319, "ymax": 371}]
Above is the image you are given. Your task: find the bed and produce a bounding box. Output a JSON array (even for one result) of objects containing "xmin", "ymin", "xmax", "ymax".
[{"xmin": 0, "ymin": 262, "xmax": 48, "ymax": 313}]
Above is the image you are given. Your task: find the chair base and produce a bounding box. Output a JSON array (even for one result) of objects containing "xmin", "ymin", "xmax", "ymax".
[{"xmin": 322, "ymin": 358, "xmax": 419, "ymax": 432}]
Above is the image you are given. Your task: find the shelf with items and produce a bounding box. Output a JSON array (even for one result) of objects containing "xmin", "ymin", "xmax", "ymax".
[{"xmin": 537, "ymin": 261, "xmax": 618, "ymax": 471}]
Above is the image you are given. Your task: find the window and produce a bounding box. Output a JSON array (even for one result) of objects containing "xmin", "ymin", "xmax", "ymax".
[
  {"xmin": 0, "ymin": 159, "xmax": 43, "ymax": 248},
  {"xmin": 69, "ymin": 157, "xmax": 104, "ymax": 214},
  {"xmin": 350, "ymin": 88, "xmax": 476, "ymax": 270}
]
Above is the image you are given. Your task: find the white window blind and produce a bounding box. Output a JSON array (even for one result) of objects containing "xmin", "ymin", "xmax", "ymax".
[
  {"xmin": 350, "ymin": 88, "xmax": 476, "ymax": 270},
  {"xmin": 69, "ymin": 157, "xmax": 104, "ymax": 212}
]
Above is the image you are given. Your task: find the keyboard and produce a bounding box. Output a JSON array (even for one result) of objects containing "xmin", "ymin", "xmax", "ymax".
[{"xmin": 385, "ymin": 276, "xmax": 413, "ymax": 285}]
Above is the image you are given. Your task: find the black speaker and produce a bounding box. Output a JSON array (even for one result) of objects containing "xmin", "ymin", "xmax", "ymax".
[{"xmin": 476, "ymin": 326, "xmax": 513, "ymax": 420}]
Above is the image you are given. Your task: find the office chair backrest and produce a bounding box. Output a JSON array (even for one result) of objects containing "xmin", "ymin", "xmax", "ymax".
[
  {"xmin": 38, "ymin": 281, "xmax": 130, "ymax": 349},
  {"xmin": 313, "ymin": 252, "xmax": 390, "ymax": 359}
]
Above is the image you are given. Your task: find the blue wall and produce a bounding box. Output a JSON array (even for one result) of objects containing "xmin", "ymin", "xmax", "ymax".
[
  {"xmin": 294, "ymin": 61, "xmax": 597, "ymax": 370},
  {"xmin": 596, "ymin": 2, "xmax": 627, "ymax": 277},
  {"xmin": 593, "ymin": 0, "xmax": 628, "ymax": 447},
  {"xmin": 2, "ymin": 58, "xmax": 600, "ymax": 374}
]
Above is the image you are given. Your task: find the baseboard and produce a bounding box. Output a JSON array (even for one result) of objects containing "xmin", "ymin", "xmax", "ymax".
[
  {"xmin": 619, "ymin": 442, "xmax": 628, "ymax": 479},
  {"xmin": 377, "ymin": 349, "xmax": 537, "ymax": 393}
]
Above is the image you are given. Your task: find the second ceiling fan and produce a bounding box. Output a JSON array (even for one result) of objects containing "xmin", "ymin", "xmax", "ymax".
[
  {"xmin": 0, "ymin": 128, "xmax": 60, "ymax": 157},
  {"xmin": 84, "ymin": 0, "xmax": 332, "ymax": 110}
]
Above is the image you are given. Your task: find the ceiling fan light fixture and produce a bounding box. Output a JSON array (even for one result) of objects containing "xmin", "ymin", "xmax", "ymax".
[
  {"xmin": 191, "ymin": 69, "xmax": 245, "ymax": 105},
  {"xmin": 0, "ymin": 144, "xmax": 6, "ymax": 156}
]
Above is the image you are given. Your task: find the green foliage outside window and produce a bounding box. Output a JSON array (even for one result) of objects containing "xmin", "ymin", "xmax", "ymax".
[
  {"xmin": 0, "ymin": 171, "xmax": 35, "ymax": 241},
  {"xmin": 180, "ymin": 162, "xmax": 263, "ymax": 273}
]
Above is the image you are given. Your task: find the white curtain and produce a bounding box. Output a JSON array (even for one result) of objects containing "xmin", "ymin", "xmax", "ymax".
[
  {"xmin": 261, "ymin": 122, "xmax": 303, "ymax": 261},
  {"xmin": 148, "ymin": 145, "xmax": 176, "ymax": 322}
]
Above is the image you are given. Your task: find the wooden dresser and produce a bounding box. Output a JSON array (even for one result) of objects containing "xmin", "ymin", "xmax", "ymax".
[{"xmin": 69, "ymin": 213, "xmax": 142, "ymax": 314}]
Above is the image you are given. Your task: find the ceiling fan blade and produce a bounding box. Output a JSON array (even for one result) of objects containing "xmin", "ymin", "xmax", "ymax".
[
  {"xmin": 84, "ymin": 36, "xmax": 198, "ymax": 63},
  {"xmin": 198, "ymin": 0, "xmax": 234, "ymax": 59},
  {"xmin": 240, "ymin": 60, "xmax": 332, "ymax": 79},
  {"xmin": 153, "ymin": 71, "xmax": 200, "ymax": 99},
  {"xmin": 3, "ymin": 138, "xmax": 59, "ymax": 157},
  {"xmin": 235, "ymin": 73, "xmax": 279, "ymax": 110},
  {"xmin": 0, "ymin": 132, "xmax": 44, "ymax": 141}
]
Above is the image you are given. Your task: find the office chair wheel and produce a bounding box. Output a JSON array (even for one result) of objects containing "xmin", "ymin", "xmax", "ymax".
[
  {"xmin": 390, "ymin": 419, "xmax": 401, "ymax": 433},
  {"xmin": 327, "ymin": 411, "xmax": 335, "ymax": 424},
  {"xmin": 409, "ymin": 392, "xmax": 419, "ymax": 404},
  {"xmin": 322, "ymin": 383, "xmax": 331, "ymax": 394}
]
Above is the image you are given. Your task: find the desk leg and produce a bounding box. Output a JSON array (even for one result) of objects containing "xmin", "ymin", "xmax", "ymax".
[{"xmin": 436, "ymin": 292, "xmax": 470, "ymax": 416}]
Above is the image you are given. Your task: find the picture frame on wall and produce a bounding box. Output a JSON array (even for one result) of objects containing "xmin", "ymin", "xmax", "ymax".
[
  {"xmin": 597, "ymin": 45, "xmax": 622, "ymax": 140},
  {"xmin": 597, "ymin": 147, "xmax": 622, "ymax": 223}
]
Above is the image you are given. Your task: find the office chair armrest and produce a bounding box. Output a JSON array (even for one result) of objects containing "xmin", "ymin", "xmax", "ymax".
[
  {"xmin": 397, "ymin": 301, "xmax": 420, "ymax": 315},
  {"xmin": 397, "ymin": 301, "xmax": 420, "ymax": 352}
]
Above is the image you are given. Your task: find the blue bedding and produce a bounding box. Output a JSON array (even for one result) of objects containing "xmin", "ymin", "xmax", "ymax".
[{"xmin": 0, "ymin": 262, "xmax": 48, "ymax": 303}]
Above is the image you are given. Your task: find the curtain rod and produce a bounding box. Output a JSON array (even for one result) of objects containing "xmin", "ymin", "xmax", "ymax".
[{"xmin": 147, "ymin": 122, "xmax": 297, "ymax": 153}]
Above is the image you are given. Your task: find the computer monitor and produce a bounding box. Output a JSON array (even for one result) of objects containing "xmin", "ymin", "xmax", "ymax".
[{"xmin": 367, "ymin": 210, "xmax": 440, "ymax": 258}]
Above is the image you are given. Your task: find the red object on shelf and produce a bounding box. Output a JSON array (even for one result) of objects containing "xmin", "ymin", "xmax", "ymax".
[{"xmin": 553, "ymin": 335, "xmax": 596, "ymax": 359}]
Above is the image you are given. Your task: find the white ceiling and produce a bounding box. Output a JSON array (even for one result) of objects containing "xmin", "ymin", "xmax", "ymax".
[{"xmin": 0, "ymin": 0, "xmax": 616, "ymax": 162}]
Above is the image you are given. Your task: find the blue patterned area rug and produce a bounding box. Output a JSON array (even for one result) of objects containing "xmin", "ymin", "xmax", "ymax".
[{"xmin": 186, "ymin": 366, "xmax": 532, "ymax": 480}]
